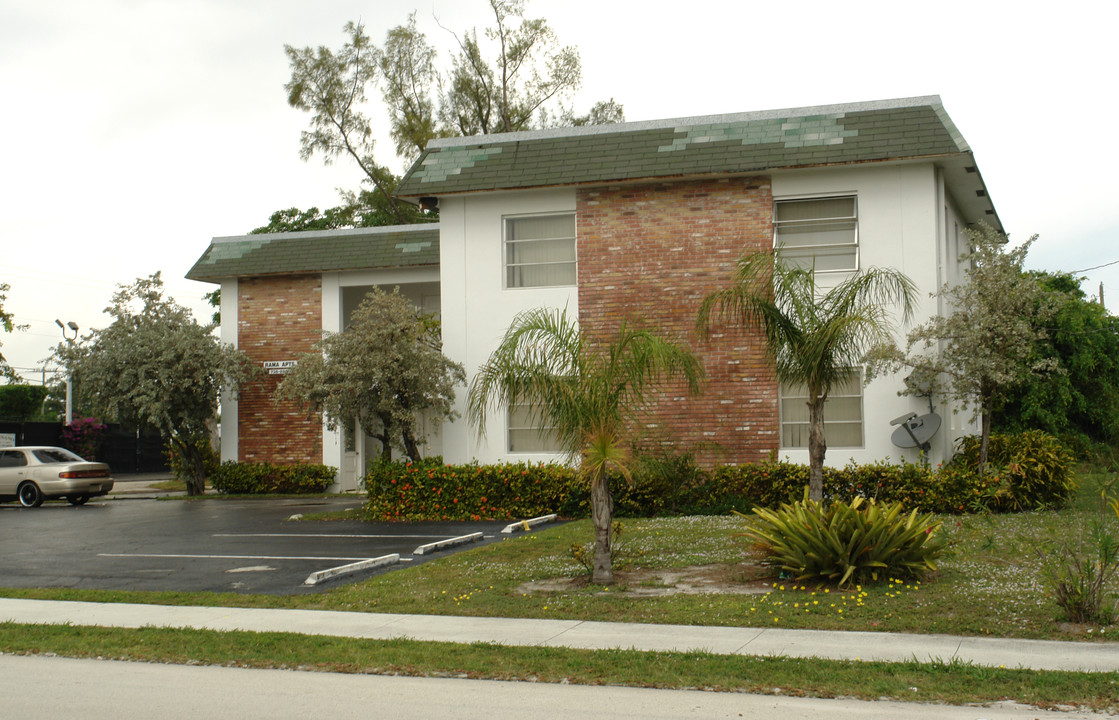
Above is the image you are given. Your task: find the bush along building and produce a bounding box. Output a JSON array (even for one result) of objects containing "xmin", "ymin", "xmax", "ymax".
[{"xmin": 189, "ymin": 96, "xmax": 996, "ymax": 491}]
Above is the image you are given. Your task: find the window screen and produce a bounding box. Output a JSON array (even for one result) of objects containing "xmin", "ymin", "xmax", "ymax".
[{"xmin": 505, "ymin": 214, "xmax": 577, "ymax": 288}]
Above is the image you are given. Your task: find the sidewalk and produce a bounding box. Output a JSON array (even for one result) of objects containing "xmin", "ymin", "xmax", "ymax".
[
  {"xmin": 108, "ymin": 472, "xmax": 185, "ymax": 498},
  {"xmin": 2, "ymin": 597, "xmax": 1116, "ymax": 673}
]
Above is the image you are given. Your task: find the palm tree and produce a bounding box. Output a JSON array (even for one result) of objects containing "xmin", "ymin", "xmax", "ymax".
[
  {"xmin": 468, "ymin": 307, "xmax": 704, "ymax": 585},
  {"xmin": 697, "ymin": 252, "xmax": 917, "ymax": 501}
]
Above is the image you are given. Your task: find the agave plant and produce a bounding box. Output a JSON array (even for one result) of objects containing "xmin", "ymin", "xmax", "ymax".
[{"xmin": 742, "ymin": 490, "xmax": 947, "ymax": 588}]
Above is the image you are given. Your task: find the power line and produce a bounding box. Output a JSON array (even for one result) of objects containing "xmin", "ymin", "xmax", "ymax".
[{"xmin": 1067, "ymin": 258, "xmax": 1119, "ymax": 274}]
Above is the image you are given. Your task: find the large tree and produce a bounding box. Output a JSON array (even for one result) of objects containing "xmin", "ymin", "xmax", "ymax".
[
  {"xmin": 468, "ymin": 308, "xmax": 704, "ymax": 585},
  {"xmin": 379, "ymin": 12, "xmax": 445, "ymax": 160},
  {"xmin": 284, "ymin": 21, "xmax": 408, "ymax": 221},
  {"xmin": 0, "ymin": 282, "xmax": 26, "ymax": 383},
  {"xmin": 280, "ymin": 1, "xmax": 621, "ymax": 226},
  {"xmin": 994, "ymin": 271, "xmax": 1119, "ymax": 448},
  {"xmin": 250, "ymin": 186, "xmax": 431, "ymax": 235},
  {"xmin": 276, "ymin": 287, "xmax": 465, "ymax": 463},
  {"xmin": 56, "ymin": 274, "xmax": 257, "ymax": 495},
  {"xmin": 433, "ymin": 0, "xmax": 585, "ymax": 138},
  {"xmin": 867, "ymin": 224, "xmax": 1057, "ymax": 474},
  {"xmin": 699, "ymin": 252, "xmax": 917, "ymax": 502},
  {"xmin": 0, "ymin": 385, "xmax": 49, "ymax": 422}
]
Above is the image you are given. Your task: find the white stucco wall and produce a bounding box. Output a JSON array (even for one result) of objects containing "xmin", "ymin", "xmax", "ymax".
[
  {"xmin": 770, "ymin": 162, "xmax": 975, "ymax": 468},
  {"xmin": 218, "ymin": 278, "xmax": 239, "ymax": 464},
  {"xmin": 319, "ymin": 273, "xmax": 345, "ymax": 488},
  {"xmin": 438, "ymin": 188, "xmax": 578, "ymax": 465},
  {"xmin": 322, "ymin": 268, "xmax": 443, "ymax": 491}
]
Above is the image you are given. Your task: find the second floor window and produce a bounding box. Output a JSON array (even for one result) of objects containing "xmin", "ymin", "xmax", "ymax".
[
  {"xmin": 774, "ymin": 196, "xmax": 858, "ymax": 272},
  {"xmin": 505, "ymin": 214, "xmax": 577, "ymax": 288}
]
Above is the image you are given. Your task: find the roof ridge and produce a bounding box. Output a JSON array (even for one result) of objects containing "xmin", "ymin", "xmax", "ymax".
[
  {"xmin": 210, "ymin": 222, "xmax": 440, "ymax": 244},
  {"xmin": 425, "ymin": 96, "xmax": 945, "ymax": 149}
]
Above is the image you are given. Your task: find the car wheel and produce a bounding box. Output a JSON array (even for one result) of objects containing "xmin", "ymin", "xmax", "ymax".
[
  {"xmin": 18, "ymin": 482, "xmax": 44, "ymax": 508},
  {"xmin": 66, "ymin": 495, "xmax": 90, "ymax": 506}
]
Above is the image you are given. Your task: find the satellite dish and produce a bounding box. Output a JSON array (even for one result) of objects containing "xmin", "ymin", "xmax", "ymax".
[{"xmin": 890, "ymin": 412, "xmax": 942, "ymax": 450}]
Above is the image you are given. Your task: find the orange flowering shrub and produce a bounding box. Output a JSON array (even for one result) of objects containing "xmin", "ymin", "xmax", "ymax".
[
  {"xmin": 362, "ymin": 459, "xmax": 580, "ymax": 521},
  {"xmin": 362, "ymin": 430, "xmax": 1072, "ymax": 520}
]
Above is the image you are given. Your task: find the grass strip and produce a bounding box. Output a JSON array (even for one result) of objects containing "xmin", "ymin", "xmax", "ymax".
[{"xmin": 1, "ymin": 623, "xmax": 1113, "ymax": 711}]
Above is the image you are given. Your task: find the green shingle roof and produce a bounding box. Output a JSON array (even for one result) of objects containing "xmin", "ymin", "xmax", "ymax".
[
  {"xmin": 186, "ymin": 224, "xmax": 439, "ymax": 282},
  {"xmin": 397, "ymin": 96, "xmax": 970, "ymax": 197}
]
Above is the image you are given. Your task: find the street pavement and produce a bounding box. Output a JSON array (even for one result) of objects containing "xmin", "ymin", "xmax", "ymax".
[{"xmin": 2, "ymin": 653, "xmax": 1109, "ymax": 720}]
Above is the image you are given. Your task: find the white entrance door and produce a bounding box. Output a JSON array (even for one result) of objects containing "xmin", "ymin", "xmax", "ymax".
[{"xmin": 339, "ymin": 419, "xmax": 363, "ymax": 492}]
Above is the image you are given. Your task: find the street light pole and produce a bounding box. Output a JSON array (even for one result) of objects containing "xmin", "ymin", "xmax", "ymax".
[{"xmin": 55, "ymin": 319, "xmax": 78, "ymax": 425}]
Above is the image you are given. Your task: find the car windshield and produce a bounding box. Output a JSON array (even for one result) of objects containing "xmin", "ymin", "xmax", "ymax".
[{"xmin": 31, "ymin": 448, "xmax": 85, "ymax": 463}]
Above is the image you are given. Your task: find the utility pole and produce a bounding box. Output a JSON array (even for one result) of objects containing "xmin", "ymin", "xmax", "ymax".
[{"xmin": 55, "ymin": 320, "xmax": 78, "ymax": 424}]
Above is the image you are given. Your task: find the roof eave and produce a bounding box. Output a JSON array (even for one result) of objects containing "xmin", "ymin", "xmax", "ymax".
[
  {"xmin": 187, "ymin": 260, "xmax": 441, "ymax": 284},
  {"xmin": 401, "ymin": 151, "xmax": 995, "ymax": 203},
  {"xmin": 937, "ymin": 151, "xmax": 1003, "ymax": 234}
]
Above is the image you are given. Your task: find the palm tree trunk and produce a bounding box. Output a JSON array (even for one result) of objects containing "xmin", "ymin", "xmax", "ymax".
[
  {"xmin": 807, "ymin": 397, "xmax": 827, "ymax": 502},
  {"xmin": 590, "ymin": 470, "xmax": 614, "ymax": 585}
]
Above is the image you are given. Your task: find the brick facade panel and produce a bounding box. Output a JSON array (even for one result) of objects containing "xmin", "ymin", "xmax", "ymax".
[
  {"xmin": 237, "ymin": 275, "xmax": 322, "ymax": 464},
  {"xmin": 577, "ymin": 177, "xmax": 778, "ymax": 464}
]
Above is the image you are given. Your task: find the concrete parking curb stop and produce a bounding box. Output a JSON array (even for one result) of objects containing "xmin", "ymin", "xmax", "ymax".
[
  {"xmin": 303, "ymin": 554, "xmax": 400, "ymax": 586},
  {"xmin": 501, "ymin": 514, "xmax": 557, "ymax": 534},
  {"xmin": 308, "ymin": 530, "xmax": 492, "ymax": 584},
  {"xmin": 413, "ymin": 532, "xmax": 483, "ymax": 555}
]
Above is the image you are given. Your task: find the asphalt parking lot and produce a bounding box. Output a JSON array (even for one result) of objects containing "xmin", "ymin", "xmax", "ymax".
[{"xmin": 0, "ymin": 496, "xmax": 517, "ymax": 595}]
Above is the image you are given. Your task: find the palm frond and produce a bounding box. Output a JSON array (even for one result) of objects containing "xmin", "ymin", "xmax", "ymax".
[
  {"xmin": 468, "ymin": 307, "xmax": 704, "ymax": 462},
  {"xmin": 699, "ymin": 251, "xmax": 917, "ymax": 399}
]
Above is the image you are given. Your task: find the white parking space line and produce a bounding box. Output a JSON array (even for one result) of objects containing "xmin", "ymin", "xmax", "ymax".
[
  {"xmin": 212, "ymin": 533, "xmax": 448, "ymax": 539},
  {"xmin": 98, "ymin": 553, "xmax": 372, "ymax": 562}
]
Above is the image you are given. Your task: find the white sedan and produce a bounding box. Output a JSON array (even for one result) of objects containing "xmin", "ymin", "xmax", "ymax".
[{"xmin": 0, "ymin": 446, "xmax": 114, "ymax": 507}]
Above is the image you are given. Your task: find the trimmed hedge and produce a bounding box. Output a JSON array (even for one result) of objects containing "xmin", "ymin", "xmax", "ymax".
[
  {"xmin": 362, "ymin": 431, "xmax": 1075, "ymax": 521},
  {"xmin": 211, "ymin": 461, "xmax": 336, "ymax": 495},
  {"xmin": 362, "ymin": 459, "xmax": 578, "ymax": 521}
]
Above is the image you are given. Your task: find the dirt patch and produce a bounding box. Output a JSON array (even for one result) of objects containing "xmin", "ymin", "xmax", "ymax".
[
  {"xmin": 1057, "ymin": 622, "xmax": 1111, "ymax": 636},
  {"xmin": 516, "ymin": 563, "xmax": 774, "ymax": 597}
]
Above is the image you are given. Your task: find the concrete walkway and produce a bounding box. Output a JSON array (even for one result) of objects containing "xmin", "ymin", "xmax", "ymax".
[
  {"xmin": 2, "ymin": 598, "xmax": 1116, "ymax": 673},
  {"xmin": 108, "ymin": 472, "xmax": 184, "ymax": 498}
]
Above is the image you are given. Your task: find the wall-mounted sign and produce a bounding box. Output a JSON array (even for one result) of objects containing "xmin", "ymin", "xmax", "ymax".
[
  {"xmin": 0, "ymin": 433, "xmax": 15, "ymax": 448},
  {"xmin": 263, "ymin": 360, "xmax": 298, "ymax": 375}
]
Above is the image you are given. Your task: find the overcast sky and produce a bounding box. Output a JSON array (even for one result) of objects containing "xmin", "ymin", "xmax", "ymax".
[{"xmin": 2, "ymin": 0, "xmax": 1116, "ymax": 381}]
